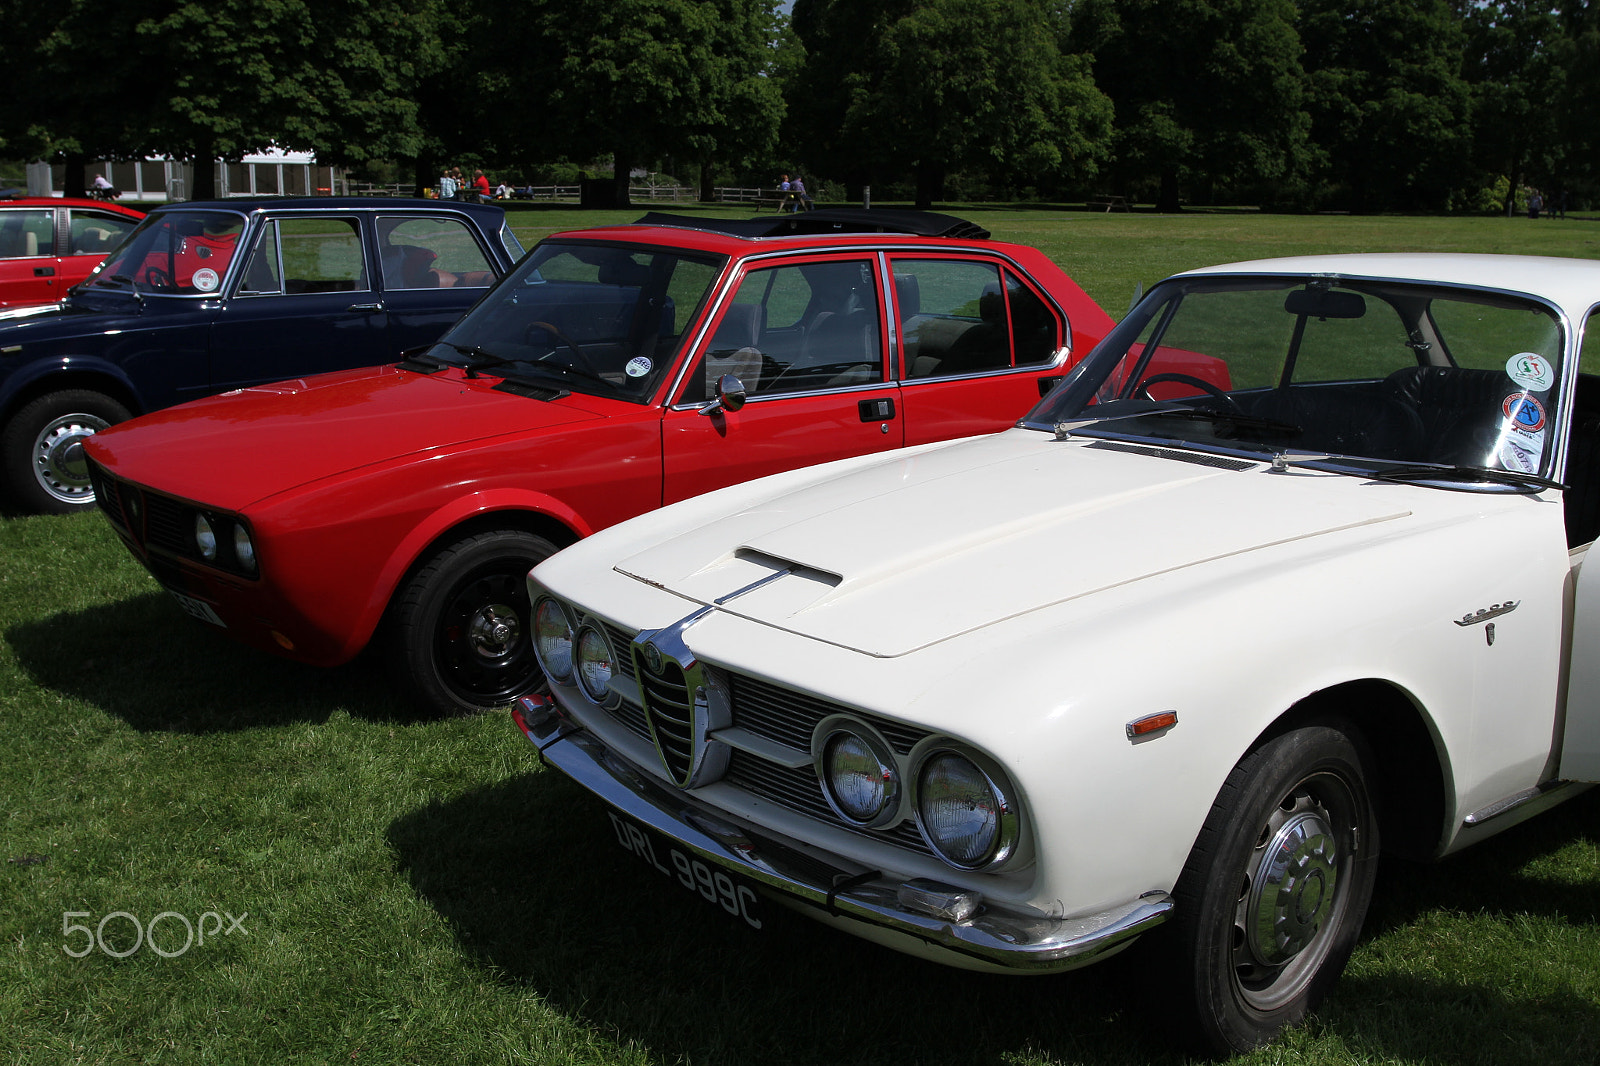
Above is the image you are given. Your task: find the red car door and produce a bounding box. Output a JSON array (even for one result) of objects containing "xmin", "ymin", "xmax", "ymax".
[
  {"xmin": 662, "ymin": 255, "xmax": 904, "ymax": 504},
  {"xmin": 889, "ymin": 255, "xmax": 1075, "ymax": 445},
  {"xmin": 0, "ymin": 206, "xmax": 60, "ymax": 307}
]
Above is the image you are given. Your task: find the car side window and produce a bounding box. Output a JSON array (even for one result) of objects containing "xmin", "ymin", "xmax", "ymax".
[
  {"xmin": 378, "ymin": 216, "xmax": 495, "ymax": 290},
  {"xmin": 239, "ymin": 217, "xmax": 367, "ymax": 296},
  {"xmin": 68, "ymin": 212, "xmax": 137, "ymax": 256},
  {"xmin": 893, "ymin": 259, "xmax": 1058, "ymax": 379},
  {"xmin": 1584, "ymin": 309, "xmax": 1600, "ymax": 377},
  {"xmin": 0, "ymin": 210, "xmax": 54, "ymax": 260},
  {"xmin": 682, "ymin": 259, "xmax": 883, "ymax": 402}
]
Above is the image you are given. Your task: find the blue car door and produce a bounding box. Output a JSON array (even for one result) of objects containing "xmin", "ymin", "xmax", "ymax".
[
  {"xmin": 372, "ymin": 213, "xmax": 503, "ymax": 352},
  {"xmin": 207, "ymin": 213, "xmax": 390, "ymax": 389}
]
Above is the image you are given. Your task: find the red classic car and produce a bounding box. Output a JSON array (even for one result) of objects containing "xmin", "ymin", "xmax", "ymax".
[
  {"xmin": 86, "ymin": 210, "xmax": 1121, "ymax": 714},
  {"xmin": 0, "ymin": 197, "xmax": 144, "ymax": 307}
]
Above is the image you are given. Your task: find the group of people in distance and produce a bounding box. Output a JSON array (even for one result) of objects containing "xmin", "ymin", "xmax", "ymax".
[
  {"xmin": 1527, "ymin": 188, "xmax": 1568, "ymax": 220},
  {"xmin": 435, "ymin": 166, "xmax": 494, "ymax": 202},
  {"xmin": 778, "ymin": 172, "xmax": 813, "ymax": 212}
]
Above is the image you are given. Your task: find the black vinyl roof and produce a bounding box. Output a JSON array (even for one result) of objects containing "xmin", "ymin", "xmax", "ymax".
[{"xmin": 633, "ymin": 208, "xmax": 991, "ymax": 241}]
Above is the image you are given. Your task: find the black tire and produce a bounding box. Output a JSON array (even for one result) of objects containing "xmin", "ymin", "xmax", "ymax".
[
  {"xmin": 388, "ymin": 529, "xmax": 557, "ymax": 715},
  {"xmin": 2, "ymin": 390, "xmax": 132, "ymax": 514},
  {"xmin": 1167, "ymin": 721, "xmax": 1379, "ymax": 1054}
]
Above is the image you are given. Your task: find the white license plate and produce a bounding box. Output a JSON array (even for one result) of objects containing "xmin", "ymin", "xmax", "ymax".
[
  {"xmin": 607, "ymin": 810, "xmax": 763, "ymax": 930},
  {"xmin": 165, "ymin": 587, "xmax": 226, "ymax": 628}
]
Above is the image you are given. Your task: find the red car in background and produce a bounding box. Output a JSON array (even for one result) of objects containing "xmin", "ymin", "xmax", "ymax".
[
  {"xmin": 0, "ymin": 197, "xmax": 144, "ymax": 307},
  {"xmin": 86, "ymin": 209, "xmax": 1124, "ymax": 715}
]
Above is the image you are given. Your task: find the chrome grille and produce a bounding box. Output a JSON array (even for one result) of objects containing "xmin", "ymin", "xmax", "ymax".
[
  {"xmin": 602, "ymin": 622, "xmax": 636, "ymax": 681},
  {"xmin": 635, "ymin": 654, "xmax": 695, "ymax": 784},
  {"xmin": 596, "ymin": 618, "xmax": 937, "ymax": 859}
]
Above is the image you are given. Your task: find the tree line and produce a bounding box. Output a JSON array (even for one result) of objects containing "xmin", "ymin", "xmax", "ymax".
[{"xmin": 1, "ymin": 0, "xmax": 1593, "ymax": 214}]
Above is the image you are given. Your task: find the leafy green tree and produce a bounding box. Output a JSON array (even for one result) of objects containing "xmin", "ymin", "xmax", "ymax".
[
  {"xmin": 1298, "ymin": 0, "xmax": 1472, "ymax": 212},
  {"xmin": 475, "ymin": 0, "xmax": 784, "ymax": 206},
  {"xmin": 1072, "ymin": 0, "xmax": 1310, "ymax": 211},
  {"xmin": 1464, "ymin": 0, "xmax": 1569, "ymax": 215},
  {"xmin": 1, "ymin": 0, "xmax": 444, "ymax": 199},
  {"xmin": 789, "ymin": 0, "xmax": 1112, "ymax": 207}
]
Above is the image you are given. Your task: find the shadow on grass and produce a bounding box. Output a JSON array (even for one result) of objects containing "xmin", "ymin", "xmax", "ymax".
[
  {"xmin": 387, "ymin": 771, "xmax": 1191, "ymax": 1066},
  {"xmin": 7, "ymin": 590, "xmax": 432, "ymax": 732},
  {"xmin": 1363, "ymin": 788, "xmax": 1600, "ymax": 936},
  {"xmin": 390, "ymin": 772, "xmax": 1600, "ymax": 1066}
]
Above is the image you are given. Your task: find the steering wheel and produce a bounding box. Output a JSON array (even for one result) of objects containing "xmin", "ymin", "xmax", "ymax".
[
  {"xmin": 143, "ymin": 267, "xmax": 174, "ymax": 291},
  {"xmin": 1137, "ymin": 372, "xmax": 1242, "ymax": 413},
  {"xmin": 528, "ymin": 320, "xmax": 602, "ymax": 377}
]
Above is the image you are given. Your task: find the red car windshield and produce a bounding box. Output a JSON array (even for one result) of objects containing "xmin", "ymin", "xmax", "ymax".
[
  {"xmin": 427, "ymin": 240, "xmax": 724, "ymax": 403},
  {"xmin": 85, "ymin": 210, "xmax": 246, "ymax": 296}
]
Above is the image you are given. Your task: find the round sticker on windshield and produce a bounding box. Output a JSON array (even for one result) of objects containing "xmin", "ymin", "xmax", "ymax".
[
  {"xmin": 625, "ymin": 356, "xmax": 653, "ymax": 378},
  {"xmin": 1502, "ymin": 392, "xmax": 1547, "ymax": 433},
  {"xmin": 1507, "ymin": 352, "xmax": 1555, "ymax": 392},
  {"xmin": 192, "ymin": 267, "xmax": 220, "ymax": 293}
]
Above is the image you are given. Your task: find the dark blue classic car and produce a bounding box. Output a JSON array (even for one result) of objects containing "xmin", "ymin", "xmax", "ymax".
[{"xmin": 0, "ymin": 197, "xmax": 523, "ymax": 512}]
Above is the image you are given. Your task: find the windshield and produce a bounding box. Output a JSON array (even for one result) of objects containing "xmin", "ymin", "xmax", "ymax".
[
  {"xmin": 424, "ymin": 240, "xmax": 723, "ymax": 403},
  {"xmin": 84, "ymin": 210, "xmax": 246, "ymax": 296},
  {"xmin": 1027, "ymin": 275, "xmax": 1566, "ymax": 480}
]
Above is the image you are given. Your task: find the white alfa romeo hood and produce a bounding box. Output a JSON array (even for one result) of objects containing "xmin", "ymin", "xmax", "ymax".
[{"xmin": 614, "ymin": 432, "xmax": 1415, "ymax": 656}]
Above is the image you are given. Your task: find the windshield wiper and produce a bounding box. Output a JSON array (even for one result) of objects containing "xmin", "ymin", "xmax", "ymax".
[
  {"xmin": 95, "ymin": 274, "xmax": 145, "ymax": 311},
  {"xmin": 1367, "ymin": 463, "xmax": 1564, "ymax": 493},
  {"xmin": 440, "ymin": 342, "xmax": 516, "ymax": 377},
  {"xmin": 1146, "ymin": 406, "xmax": 1302, "ymax": 437},
  {"xmin": 1052, "ymin": 403, "xmax": 1299, "ymax": 439}
]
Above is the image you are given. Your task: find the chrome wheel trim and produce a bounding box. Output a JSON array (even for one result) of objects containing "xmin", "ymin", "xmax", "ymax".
[
  {"xmin": 1231, "ymin": 777, "xmax": 1350, "ymax": 1012},
  {"xmin": 467, "ymin": 602, "xmax": 522, "ymax": 661},
  {"xmin": 33, "ymin": 412, "xmax": 110, "ymax": 504}
]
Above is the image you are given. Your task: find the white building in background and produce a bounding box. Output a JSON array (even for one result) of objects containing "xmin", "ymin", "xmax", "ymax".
[{"xmin": 46, "ymin": 148, "xmax": 348, "ymax": 201}]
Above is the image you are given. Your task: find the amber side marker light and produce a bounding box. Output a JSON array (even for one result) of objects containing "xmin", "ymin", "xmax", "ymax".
[
  {"xmin": 271, "ymin": 631, "xmax": 295, "ymax": 651},
  {"xmin": 1126, "ymin": 710, "xmax": 1178, "ymax": 739}
]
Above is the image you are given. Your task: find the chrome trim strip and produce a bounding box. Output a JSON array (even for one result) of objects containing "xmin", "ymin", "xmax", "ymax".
[
  {"xmin": 1454, "ymin": 600, "xmax": 1520, "ymax": 626},
  {"xmin": 515, "ymin": 704, "xmax": 1172, "ymax": 971}
]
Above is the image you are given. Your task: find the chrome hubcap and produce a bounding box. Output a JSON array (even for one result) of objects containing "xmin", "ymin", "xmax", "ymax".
[
  {"xmin": 467, "ymin": 603, "xmax": 521, "ymax": 661},
  {"xmin": 1245, "ymin": 806, "xmax": 1338, "ymax": 964},
  {"xmin": 34, "ymin": 414, "xmax": 109, "ymax": 502}
]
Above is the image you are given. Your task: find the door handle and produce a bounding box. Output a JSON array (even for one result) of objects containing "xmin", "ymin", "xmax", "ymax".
[
  {"xmin": 34, "ymin": 267, "xmax": 55, "ymax": 277},
  {"xmin": 346, "ymin": 302, "xmax": 384, "ymax": 312},
  {"xmin": 858, "ymin": 397, "xmax": 895, "ymax": 422}
]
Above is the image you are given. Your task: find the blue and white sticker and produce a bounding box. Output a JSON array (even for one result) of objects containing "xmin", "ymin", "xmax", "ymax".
[
  {"xmin": 624, "ymin": 356, "xmax": 653, "ymax": 378},
  {"xmin": 1507, "ymin": 352, "xmax": 1555, "ymax": 392},
  {"xmin": 192, "ymin": 267, "xmax": 220, "ymax": 293},
  {"xmin": 1497, "ymin": 391, "xmax": 1547, "ymax": 472}
]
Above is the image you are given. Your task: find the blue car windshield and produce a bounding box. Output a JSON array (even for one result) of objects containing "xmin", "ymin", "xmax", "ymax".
[
  {"xmin": 84, "ymin": 210, "xmax": 247, "ymax": 296},
  {"xmin": 428, "ymin": 240, "xmax": 724, "ymax": 403}
]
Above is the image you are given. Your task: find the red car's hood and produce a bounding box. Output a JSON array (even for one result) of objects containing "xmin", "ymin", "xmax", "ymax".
[{"xmin": 88, "ymin": 365, "xmax": 608, "ymax": 511}]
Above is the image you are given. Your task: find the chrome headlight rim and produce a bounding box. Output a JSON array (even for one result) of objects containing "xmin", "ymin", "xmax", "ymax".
[
  {"xmin": 573, "ymin": 622, "xmax": 617, "ymax": 705},
  {"xmin": 531, "ymin": 596, "xmax": 576, "ymax": 684},
  {"xmin": 813, "ymin": 717, "xmax": 902, "ymax": 829},
  {"xmin": 910, "ymin": 743, "xmax": 1022, "ymax": 871}
]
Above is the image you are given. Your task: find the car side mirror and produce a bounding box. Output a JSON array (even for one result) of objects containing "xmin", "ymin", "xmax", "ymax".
[{"xmin": 698, "ymin": 374, "xmax": 748, "ymax": 417}]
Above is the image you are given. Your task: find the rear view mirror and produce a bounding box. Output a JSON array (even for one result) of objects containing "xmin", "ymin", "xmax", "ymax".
[
  {"xmin": 698, "ymin": 374, "xmax": 748, "ymax": 417},
  {"xmin": 1285, "ymin": 288, "xmax": 1366, "ymax": 319}
]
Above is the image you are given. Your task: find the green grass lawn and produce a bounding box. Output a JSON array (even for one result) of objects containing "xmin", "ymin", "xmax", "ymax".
[{"xmin": 6, "ymin": 211, "xmax": 1600, "ymax": 1064}]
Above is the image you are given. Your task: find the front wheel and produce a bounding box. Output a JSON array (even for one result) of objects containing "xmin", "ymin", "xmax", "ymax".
[
  {"xmin": 2, "ymin": 390, "xmax": 132, "ymax": 513},
  {"xmin": 388, "ymin": 529, "xmax": 558, "ymax": 715},
  {"xmin": 1168, "ymin": 722, "xmax": 1379, "ymax": 1054}
]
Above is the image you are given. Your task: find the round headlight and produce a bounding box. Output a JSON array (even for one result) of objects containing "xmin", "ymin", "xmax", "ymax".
[
  {"xmin": 574, "ymin": 626, "xmax": 614, "ymax": 703},
  {"xmin": 232, "ymin": 524, "xmax": 256, "ymax": 572},
  {"xmin": 916, "ymin": 751, "xmax": 1014, "ymax": 869},
  {"xmin": 822, "ymin": 730, "xmax": 899, "ymax": 825},
  {"xmin": 194, "ymin": 514, "xmax": 217, "ymax": 561},
  {"xmin": 531, "ymin": 598, "xmax": 574, "ymax": 682}
]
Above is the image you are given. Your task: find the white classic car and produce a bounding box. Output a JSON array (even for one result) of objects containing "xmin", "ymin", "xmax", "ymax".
[{"xmin": 512, "ymin": 253, "xmax": 1600, "ymax": 1052}]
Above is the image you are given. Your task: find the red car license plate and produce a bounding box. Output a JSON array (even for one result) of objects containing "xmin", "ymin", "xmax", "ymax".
[
  {"xmin": 165, "ymin": 586, "xmax": 225, "ymax": 627},
  {"xmin": 607, "ymin": 810, "xmax": 763, "ymax": 930}
]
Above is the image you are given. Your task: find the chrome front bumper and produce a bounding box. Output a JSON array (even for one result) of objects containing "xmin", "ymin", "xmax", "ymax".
[{"xmin": 513, "ymin": 698, "xmax": 1173, "ymax": 973}]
